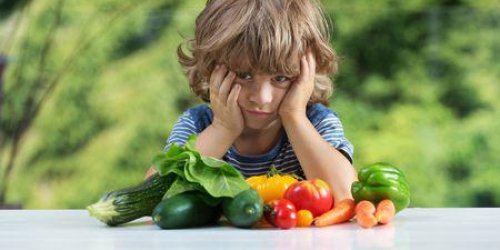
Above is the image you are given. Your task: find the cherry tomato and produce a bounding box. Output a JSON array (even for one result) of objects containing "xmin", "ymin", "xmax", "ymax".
[
  {"xmin": 264, "ymin": 198, "xmax": 297, "ymax": 229},
  {"xmin": 296, "ymin": 210, "xmax": 314, "ymax": 227}
]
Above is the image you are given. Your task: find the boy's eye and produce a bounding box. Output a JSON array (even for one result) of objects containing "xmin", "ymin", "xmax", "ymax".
[
  {"xmin": 236, "ymin": 72, "xmax": 252, "ymax": 80},
  {"xmin": 274, "ymin": 75, "xmax": 291, "ymax": 82}
]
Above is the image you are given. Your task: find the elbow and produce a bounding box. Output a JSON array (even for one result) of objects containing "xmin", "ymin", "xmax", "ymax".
[
  {"xmin": 333, "ymin": 187, "xmax": 354, "ymax": 205},
  {"xmin": 332, "ymin": 172, "xmax": 357, "ymax": 205}
]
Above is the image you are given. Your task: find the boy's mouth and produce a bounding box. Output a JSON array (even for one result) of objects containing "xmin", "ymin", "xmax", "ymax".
[{"xmin": 246, "ymin": 110, "xmax": 272, "ymax": 116}]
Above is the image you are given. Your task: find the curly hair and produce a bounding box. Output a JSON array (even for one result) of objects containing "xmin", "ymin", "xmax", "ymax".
[{"xmin": 177, "ymin": 0, "xmax": 338, "ymax": 106}]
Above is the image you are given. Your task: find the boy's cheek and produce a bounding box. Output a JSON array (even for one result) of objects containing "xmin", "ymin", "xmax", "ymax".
[{"xmin": 236, "ymin": 96, "xmax": 245, "ymax": 109}]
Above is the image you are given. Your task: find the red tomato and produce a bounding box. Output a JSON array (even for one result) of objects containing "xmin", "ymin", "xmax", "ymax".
[
  {"xmin": 284, "ymin": 179, "xmax": 334, "ymax": 217},
  {"xmin": 264, "ymin": 199, "xmax": 297, "ymax": 229}
]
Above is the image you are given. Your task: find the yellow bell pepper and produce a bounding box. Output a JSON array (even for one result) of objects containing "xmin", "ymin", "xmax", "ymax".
[{"xmin": 246, "ymin": 166, "xmax": 299, "ymax": 203}]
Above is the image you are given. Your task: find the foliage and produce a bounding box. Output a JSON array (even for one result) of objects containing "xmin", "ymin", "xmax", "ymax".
[{"xmin": 0, "ymin": 0, "xmax": 499, "ymax": 208}]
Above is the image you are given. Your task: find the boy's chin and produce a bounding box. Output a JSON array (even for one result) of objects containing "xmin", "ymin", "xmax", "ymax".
[
  {"xmin": 244, "ymin": 123, "xmax": 267, "ymax": 130},
  {"xmin": 244, "ymin": 119, "xmax": 278, "ymax": 131}
]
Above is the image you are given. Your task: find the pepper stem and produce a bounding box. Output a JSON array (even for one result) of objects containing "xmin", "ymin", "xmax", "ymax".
[
  {"xmin": 267, "ymin": 165, "xmax": 282, "ymax": 178},
  {"xmin": 266, "ymin": 165, "xmax": 304, "ymax": 180}
]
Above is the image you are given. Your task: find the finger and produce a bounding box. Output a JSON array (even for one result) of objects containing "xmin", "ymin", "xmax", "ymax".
[
  {"xmin": 209, "ymin": 65, "xmax": 227, "ymax": 95},
  {"xmin": 209, "ymin": 65, "xmax": 227, "ymax": 103},
  {"xmin": 227, "ymin": 83, "xmax": 241, "ymax": 107},
  {"xmin": 308, "ymin": 50, "xmax": 316, "ymax": 79},
  {"xmin": 209, "ymin": 65, "xmax": 219, "ymax": 91},
  {"xmin": 219, "ymin": 71, "xmax": 236, "ymax": 102},
  {"xmin": 298, "ymin": 55, "xmax": 309, "ymax": 84}
]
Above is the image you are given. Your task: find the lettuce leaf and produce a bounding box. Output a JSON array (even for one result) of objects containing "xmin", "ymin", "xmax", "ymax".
[
  {"xmin": 164, "ymin": 177, "xmax": 199, "ymax": 199},
  {"xmin": 153, "ymin": 134, "xmax": 249, "ymax": 199}
]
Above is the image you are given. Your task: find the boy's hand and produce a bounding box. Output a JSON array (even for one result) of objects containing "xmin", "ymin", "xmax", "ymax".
[
  {"xmin": 279, "ymin": 50, "xmax": 316, "ymax": 121},
  {"xmin": 144, "ymin": 166, "xmax": 157, "ymax": 180},
  {"xmin": 209, "ymin": 65, "xmax": 244, "ymax": 138}
]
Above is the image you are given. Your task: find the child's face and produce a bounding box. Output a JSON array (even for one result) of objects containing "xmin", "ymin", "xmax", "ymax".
[{"xmin": 234, "ymin": 71, "xmax": 297, "ymax": 130}]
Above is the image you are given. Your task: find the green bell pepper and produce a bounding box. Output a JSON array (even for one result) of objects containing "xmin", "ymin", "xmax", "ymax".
[{"xmin": 351, "ymin": 162, "xmax": 411, "ymax": 212}]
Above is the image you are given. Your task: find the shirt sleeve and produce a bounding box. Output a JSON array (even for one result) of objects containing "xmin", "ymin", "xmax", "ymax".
[
  {"xmin": 163, "ymin": 110, "xmax": 200, "ymax": 152},
  {"xmin": 314, "ymin": 112, "xmax": 354, "ymax": 163}
]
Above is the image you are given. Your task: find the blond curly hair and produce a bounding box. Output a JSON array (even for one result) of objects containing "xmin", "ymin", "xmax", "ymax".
[{"xmin": 177, "ymin": 0, "xmax": 338, "ymax": 106}]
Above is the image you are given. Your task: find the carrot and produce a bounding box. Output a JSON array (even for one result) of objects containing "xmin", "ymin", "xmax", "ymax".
[
  {"xmin": 355, "ymin": 200, "xmax": 376, "ymax": 214},
  {"xmin": 355, "ymin": 200, "xmax": 378, "ymax": 229},
  {"xmin": 314, "ymin": 199, "xmax": 355, "ymax": 227},
  {"xmin": 375, "ymin": 199, "xmax": 396, "ymax": 224},
  {"xmin": 356, "ymin": 211, "xmax": 378, "ymax": 229}
]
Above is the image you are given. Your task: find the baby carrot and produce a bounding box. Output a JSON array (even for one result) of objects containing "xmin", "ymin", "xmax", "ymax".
[
  {"xmin": 355, "ymin": 200, "xmax": 378, "ymax": 229},
  {"xmin": 314, "ymin": 199, "xmax": 355, "ymax": 227},
  {"xmin": 356, "ymin": 200, "xmax": 376, "ymax": 214},
  {"xmin": 375, "ymin": 199, "xmax": 396, "ymax": 224}
]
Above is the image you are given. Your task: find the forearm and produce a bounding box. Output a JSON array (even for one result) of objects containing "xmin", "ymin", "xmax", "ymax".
[
  {"xmin": 281, "ymin": 114, "xmax": 357, "ymax": 203},
  {"xmin": 194, "ymin": 124, "xmax": 237, "ymax": 159}
]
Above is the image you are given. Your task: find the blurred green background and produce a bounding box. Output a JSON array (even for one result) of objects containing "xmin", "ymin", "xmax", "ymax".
[{"xmin": 0, "ymin": 0, "xmax": 499, "ymax": 209}]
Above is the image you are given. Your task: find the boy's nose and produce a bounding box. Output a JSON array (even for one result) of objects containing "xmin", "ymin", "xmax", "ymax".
[{"xmin": 249, "ymin": 82, "xmax": 273, "ymax": 105}]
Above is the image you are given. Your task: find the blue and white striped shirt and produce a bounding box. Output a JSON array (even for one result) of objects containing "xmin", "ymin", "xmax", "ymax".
[{"xmin": 163, "ymin": 103, "xmax": 354, "ymax": 178}]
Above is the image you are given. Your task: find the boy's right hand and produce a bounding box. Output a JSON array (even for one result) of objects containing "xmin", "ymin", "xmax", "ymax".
[{"xmin": 209, "ymin": 64, "xmax": 244, "ymax": 138}]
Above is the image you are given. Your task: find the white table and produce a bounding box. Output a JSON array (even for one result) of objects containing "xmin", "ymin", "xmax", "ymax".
[{"xmin": 0, "ymin": 208, "xmax": 499, "ymax": 250}]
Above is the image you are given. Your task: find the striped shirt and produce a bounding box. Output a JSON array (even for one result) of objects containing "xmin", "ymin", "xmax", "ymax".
[{"xmin": 163, "ymin": 103, "xmax": 354, "ymax": 178}]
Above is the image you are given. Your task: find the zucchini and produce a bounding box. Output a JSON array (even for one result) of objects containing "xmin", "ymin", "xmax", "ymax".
[
  {"xmin": 152, "ymin": 191, "xmax": 222, "ymax": 229},
  {"xmin": 87, "ymin": 173, "xmax": 175, "ymax": 226},
  {"xmin": 222, "ymin": 188, "xmax": 263, "ymax": 228}
]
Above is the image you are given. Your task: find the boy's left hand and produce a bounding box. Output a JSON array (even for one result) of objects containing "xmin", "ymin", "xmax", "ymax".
[{"xmin": 278, "ymin": 50, "xmax": 316, "ymax": 121}]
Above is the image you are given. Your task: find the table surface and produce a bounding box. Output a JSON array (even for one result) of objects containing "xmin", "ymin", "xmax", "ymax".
[{"xmin": 0, "ymin": 208, "xmax": 499, "ymax": 250}]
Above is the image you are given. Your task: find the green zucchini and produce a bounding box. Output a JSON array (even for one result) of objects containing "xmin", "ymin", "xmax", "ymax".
[
  {"xmin": 87, "ymin": 173, "xmax": 175, "ymax": 226},
  {"xmin": 152, "ymin": 191, "xmax": 222, "ymax": 229},
  {"xmin": 222, "ymin": 188, "xmax": 263, "ymax": 228}
]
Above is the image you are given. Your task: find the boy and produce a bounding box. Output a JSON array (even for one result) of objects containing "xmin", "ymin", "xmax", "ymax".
[{"xmin": 147, "ymin": 0, "xmax": 357, "ymax": 203}]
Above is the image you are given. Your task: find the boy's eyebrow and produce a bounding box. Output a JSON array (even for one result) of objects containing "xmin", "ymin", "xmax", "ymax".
[
  {"xmin": 272, "ymin": 71, "xmax": 299, "ymax": 77},
  {"xmin": 251, "ymin": 72, "xmax": 298, "ymax": 78},
  {"xmin": 227, "ymin": 58, "xmax": 300, "ymax": 76}
]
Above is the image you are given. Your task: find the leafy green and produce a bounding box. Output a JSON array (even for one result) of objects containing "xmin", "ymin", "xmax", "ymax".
[
  {"xmin": 164, "ymin": 177, "xmax": 198, "ymax": 199},
  {"xmin": 152, "ymin": 134, "xmax": 250, "ymax": 200},
  {"xmin": 188, "ymin": 156, "xmax": 249, "ymax": 198}
]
